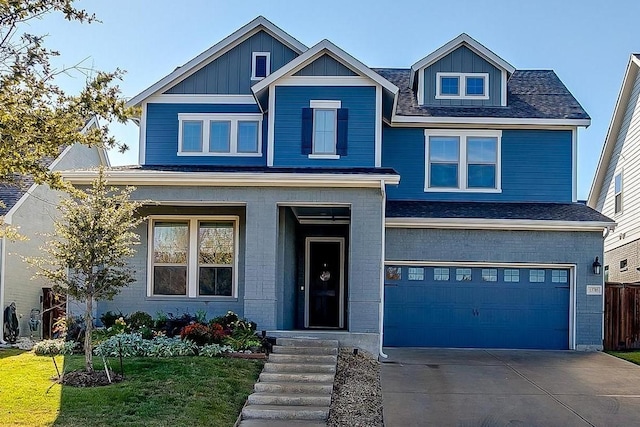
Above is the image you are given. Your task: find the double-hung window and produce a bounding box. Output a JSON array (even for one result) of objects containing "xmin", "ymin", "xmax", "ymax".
[
  {"xmin": 149, "ymin": 217, "xmax": 238, "ymax": 298},
  {"xmin": 425, "ymin": 130, "xmax": 501, "ymax": 192},
  {"xmin": 436, "ymin": 72, "xmax": 489, "ymax": 100},
  {"xmin": 178, "ymin": 114, "xmax": 262, "ymax": 156},
  {"xmin": 302, "ymin": 100, "xmax": 348, "ymax": 158},
  {"xmin": 614, "ymin": 172, "xmax": 623, "ymax": 214}
]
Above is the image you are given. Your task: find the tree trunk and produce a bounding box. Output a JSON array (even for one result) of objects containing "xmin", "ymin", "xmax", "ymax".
[{"xmin": 84, "ymin": 296, "xmax": 93, "ymax": 372}]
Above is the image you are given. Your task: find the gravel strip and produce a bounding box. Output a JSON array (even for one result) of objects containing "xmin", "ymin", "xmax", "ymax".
[{"xmin": 328, "ymin": 348, "xmax": 383, "ymax": 427}]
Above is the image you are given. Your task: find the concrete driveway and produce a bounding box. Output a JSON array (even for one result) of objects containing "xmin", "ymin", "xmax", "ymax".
[{"xmin": 381, "ymin": 348, "xmax": 640, "ymax": 427}]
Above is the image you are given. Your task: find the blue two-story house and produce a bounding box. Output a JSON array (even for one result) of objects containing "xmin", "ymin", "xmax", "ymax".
[{"xmin": 66, "ymin": 17, "xmax": 614, "ymax": 353}]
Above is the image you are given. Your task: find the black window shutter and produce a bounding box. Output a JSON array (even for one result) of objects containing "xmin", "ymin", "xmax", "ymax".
[
  {"xmin": 301, "ymin": 108, "xmax": 313, "ymax": 155},
  {"xmin": 336, "ymin": 108, "xmax": 348, "ymax": 156}
]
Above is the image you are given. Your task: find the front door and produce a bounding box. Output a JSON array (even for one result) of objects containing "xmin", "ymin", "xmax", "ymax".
[{"xmin": 305, "ymin": 238, "xmax": 344, "ymax": 328}]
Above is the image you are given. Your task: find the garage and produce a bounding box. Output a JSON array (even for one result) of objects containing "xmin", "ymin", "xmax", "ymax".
[{"xmin": 383, "ymin": 265, "xmax": 571, "ymax": 349}]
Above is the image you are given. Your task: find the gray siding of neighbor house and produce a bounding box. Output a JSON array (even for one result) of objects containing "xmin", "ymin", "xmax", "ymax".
[
  {"xmin": 385, "ymin": 228, "xmax": 605, "ymax": 350},
  {"xmin": 98, "ymin": 186, "xmax": 384, "ymax": 337},
  {"xmin": 4, "ymin": 144, "xmax": 104, "ymax": 337},
  {"xmin": 422, "ymin": 45, "xmax": 503, "ymax": 107},
  {"xmin": 604, "ymin": 237, "xmax": 640, "ymax": 283}
]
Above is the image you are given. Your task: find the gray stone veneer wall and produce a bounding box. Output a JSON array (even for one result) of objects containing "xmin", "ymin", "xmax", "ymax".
[
  {"xmin": 604, "ymin": 238, "xmax": 640, "ymax": 283},
  {"xmin": 385, "ymin": 228, "xmax": 605, "ymax": 350}
]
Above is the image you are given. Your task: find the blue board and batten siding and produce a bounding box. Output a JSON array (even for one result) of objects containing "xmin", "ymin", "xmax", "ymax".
[
  {"xmin": 382, "ymin": 128, "xmax": 573, "ymax": 202},
  {"xmin": 294, "ymin": 54, "xmax": 357, "ymax": 76},
  {"xmin": 144, "ymin": 103, "xmax": 267, "ymax": 166},
  {"xmin": 422, "ymin": 45, "xmax": 503, "ymax": 106},
  {"xmin": 274, "ymin": 86, "xmax": 377, "ymax": 167},
  {"xmin": 165, "ymin": 30, "xmax": 298, "ymax": 95}
]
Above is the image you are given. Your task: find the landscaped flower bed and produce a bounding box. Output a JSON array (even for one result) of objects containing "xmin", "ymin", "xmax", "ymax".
[{"xmin": 35, "ymin": 310, "xmax": 266, "ymax": 360}]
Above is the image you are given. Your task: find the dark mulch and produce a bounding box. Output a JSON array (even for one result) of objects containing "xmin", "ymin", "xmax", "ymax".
[{"xmin": 60, "ymin": 370, "xmax": 124, "ymax": 387}]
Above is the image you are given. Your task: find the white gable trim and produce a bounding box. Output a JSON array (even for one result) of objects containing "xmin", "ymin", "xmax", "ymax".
[
  {"xmin": 251, "ymin": 40, "xmax": 399, "ymax": 96},
  {"xmin": 146, "ymin": 94, "xmax": 257, "ymax": 104},
  {"xmin": 588, "ymin": 55, "xmax": 640, "ymax": 207},
  {"xmin": 409, "ymin": 33, "xmax": 515, "ymax": 88},
  {"xmin": 127, "ymin": 16, "xmax": 307, "ymax": 107}
]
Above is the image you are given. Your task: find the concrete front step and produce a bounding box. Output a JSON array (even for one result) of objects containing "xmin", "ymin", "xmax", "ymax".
[
  {"xmin": 247, "ymin": 392, "xmax": 332, "ymax": 406},
  {"xmin": 254, "ymin": 381, "xmax": 334, "ymax": 394},
  {"xmin": 277, "ymin": 337, "xmax": 339, "ymax": 347},
  {"xmin": 272, "ymin": 345, "xmax": 338, "ymax": 355},
  {"xmin": 259, "ymin": 372, "xmax": 335, "ymax": 383},
  {"xmin": 263, "ymin": 362, "xmax": 336, "ymax": 373},
  {"xmin": 242, "ymin": 404, "xmax": 329, "ymax": 421},
  {"xmin": 238, "ymin": 420, "xmax": 327, "ymax": 427},
  {"xmin": 268, "ymin": 353, "xmax": 337, "ymax": 364}
]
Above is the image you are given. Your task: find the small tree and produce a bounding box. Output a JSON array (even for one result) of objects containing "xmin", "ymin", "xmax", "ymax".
[{"xmin": 31, "ymin": 168, "xmax": 144, "ymax": 372}]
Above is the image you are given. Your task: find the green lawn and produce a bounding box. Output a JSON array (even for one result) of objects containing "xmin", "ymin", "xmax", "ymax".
[
  {"xmin": 0, "ymin": 349, "xmax": 263, "ymax": 427},
  {"xmin": 608, "ymin": 350, "xmax": 640, "ymax": 365}
]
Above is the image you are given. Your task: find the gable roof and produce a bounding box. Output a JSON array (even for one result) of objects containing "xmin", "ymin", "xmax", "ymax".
[
  {"xmin": 588, "ymin": 54, "xmax": 640, "ymax": 207},
  {"xmin": 375, "ymin": 68, "xmax": 590, "ymax": 123},
  {"xmin": 251, "ymin": 39, "xmax": 399, "ymax": 97},
  {"xmin": 409, "ymin": 33, "xmax": 516, "ymax": 88},
  {"xmin": 127, "ymin": 16, "xmax": 308, "ymax": 107},
  {"xmin": 0, "ymin": 117, "xmax": 107, "ymax": 219}
]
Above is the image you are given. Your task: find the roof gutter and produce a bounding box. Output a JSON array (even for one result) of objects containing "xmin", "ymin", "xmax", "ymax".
[{"xmin": 62, "ymin": 170, "xmax": 400, "ymax": 189}]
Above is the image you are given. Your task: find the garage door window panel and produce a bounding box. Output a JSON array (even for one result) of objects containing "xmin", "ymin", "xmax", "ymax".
[
  {"xmin": 434, "ymin": 268, "xmax": 450, "ymax": 281},
  {"xmin": 456, "ymin": 268, "xmax": 472, "ymax": 281},
  {"xmin": 529, "ymin": 269, "xmax": 545, "ymax": 283},
  {"xmin": 504, "ymin": 269, "xmax": 520, "ymax": 282},
  {"xmin": 482, "ymin": 269, "xmax": 497, "ymax": 282},
  {"xmin": 408, "ymin": 267, "xmax": 424, "ymax": 281},
  {"xmin": 551, "ymin": 270, "xmax": 567, "ymax": 283}
]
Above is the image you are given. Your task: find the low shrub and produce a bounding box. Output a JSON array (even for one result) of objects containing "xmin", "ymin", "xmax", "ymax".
[
  {"xmin": 93, "ymin": 333, "xmax": 199, "ymax": 357},
  {"xmin": 180, "ymin": 323, "xmax": 211, "ymax": 346},
  {"xmin": 33, "ymin": 339, "xmax": 77, "ymax": 356},
  {"xmin": 199, "ymin": 343, "xmax": 233, "ymax": 357},
  {"xmin": 100, "ymin": 311, "xmax": 125, "ymax": 329},
  {"xmin": 128, "ymin": 311, "xmax": 153, "ymax": 330}
]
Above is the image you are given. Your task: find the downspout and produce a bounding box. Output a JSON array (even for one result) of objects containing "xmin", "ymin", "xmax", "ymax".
[
  {"xmin": 0, "ymin": 237, "xmax": 6, "ymax": 344},
  {"xmin": 379, "ymin": 180, "xmax": 388, "ymax": 359}
]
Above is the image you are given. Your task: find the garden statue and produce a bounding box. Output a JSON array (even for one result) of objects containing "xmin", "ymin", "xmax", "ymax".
[
  {"xmin": 3, "ymin": 302, "xmax": 19, "ymax": 343},
  {"xmin": 29, "ymin": 308, "xmax": 41, "ymax": 338}
]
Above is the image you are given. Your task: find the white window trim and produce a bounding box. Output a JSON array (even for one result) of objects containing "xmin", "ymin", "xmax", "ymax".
[
  {"xmin": 251, "ymin": 52, "xmax": 271, "ymax": 81},
  {"xmin": 614, "ymin": 171, "xmax": 623, "ymax": 215},
  {"xmin": 424, "ymin": 129, "xmax": 502, "ymax": 193},
  {"xmin": 147, "ymin": 216, "xmax": 239, "ymax": 299},
  {"xmin": 435, "ymin": 72, "xmax": 490, "ymax": 100},
  {"xmin": 178, "ymin": 113, "xmax": 262, "ymax": 157},
  {"xmin": 309, "ymin": 100, "xmax": 342, "ymax": 159}
]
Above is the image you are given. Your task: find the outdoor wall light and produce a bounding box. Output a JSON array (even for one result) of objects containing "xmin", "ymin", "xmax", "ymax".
[{"xmin": 593, "ymin": 257, "xmax": 602, "ymax": 275}]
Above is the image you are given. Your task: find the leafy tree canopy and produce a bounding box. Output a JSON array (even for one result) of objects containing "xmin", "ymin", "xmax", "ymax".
[{"xmin": 0, "ymin": 0, "xmax": 135, "ymax": 192}]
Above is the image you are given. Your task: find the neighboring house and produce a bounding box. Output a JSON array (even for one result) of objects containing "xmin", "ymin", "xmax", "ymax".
[
  {"xmin": 0, "ymin": 118, "xmax": 108, "ymax": 341},
  {"xmin": 589, "ymin": 54, "xmax": 640, "ymax": 284},
  {"xmin": 65, "ymin": 17, "xmax": 613, "ymax": 353}
]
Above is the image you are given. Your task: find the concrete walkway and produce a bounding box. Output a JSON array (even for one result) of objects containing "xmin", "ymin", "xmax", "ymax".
[{"xmin": 381, "ymin": 348, "xmax": 640, "ymax": 427}]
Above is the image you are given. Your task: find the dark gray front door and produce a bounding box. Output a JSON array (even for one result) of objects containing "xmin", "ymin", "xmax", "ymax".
[{"xmin": 305, "ymin": 238, "xmax": 344, "ymax": 328}]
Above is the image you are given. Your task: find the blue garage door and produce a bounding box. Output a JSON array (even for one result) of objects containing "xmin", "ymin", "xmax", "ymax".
[{"xmin": 383, "ymin": 266, "xmax": 570, "ymax": 349}]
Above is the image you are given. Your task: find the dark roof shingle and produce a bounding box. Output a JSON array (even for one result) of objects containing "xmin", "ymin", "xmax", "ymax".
[{"xmin": 373, "ymin": 68, "xmax": 590, "ymax": 120}]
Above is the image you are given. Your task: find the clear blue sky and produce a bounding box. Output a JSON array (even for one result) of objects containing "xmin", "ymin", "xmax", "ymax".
[{"xmin": 31, "ymin": 0, "xmax": 640, "ymax": 200}]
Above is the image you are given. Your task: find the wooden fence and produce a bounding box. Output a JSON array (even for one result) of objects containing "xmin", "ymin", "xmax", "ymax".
[{"xmin": 604, "ymin": 283, "xmax": 640, "ymax": 351}]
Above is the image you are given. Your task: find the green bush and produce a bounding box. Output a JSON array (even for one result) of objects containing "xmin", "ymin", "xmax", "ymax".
[
  {"xmin": 100, "ymin": 311, "xmax": 125, "ymax": 328},
  {"xmin": 33, "ymin": 339, "xmax": 77, "ymax": 356},
  {"xmin": 199, "ymin": 343, "xmax": 233, "ymax": 357},
  {"xmin": 94, "ymin": 333, "xmax": 199, "ymax": 357},
  {"xmin": 128, "ymin": 311, "xmax": 153, "ymax": 330}
]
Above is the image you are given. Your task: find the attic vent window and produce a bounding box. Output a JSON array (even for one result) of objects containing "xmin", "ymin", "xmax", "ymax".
[
  {"xmin": 614, "ymin": 172, "xmax": 623, "ymax": 214},
  {"xmin": 251, "ymin": 52, "xmax": 271, "ymax": 80},
  {"xmin": 436, "ymin": 72, "xmax": 489, "ymax": 100}
]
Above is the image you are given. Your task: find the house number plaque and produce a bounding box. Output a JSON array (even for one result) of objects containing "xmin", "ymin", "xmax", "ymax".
[{"xmin": 586, "ymin": 285, "xmax": 602, "ymax": 295}]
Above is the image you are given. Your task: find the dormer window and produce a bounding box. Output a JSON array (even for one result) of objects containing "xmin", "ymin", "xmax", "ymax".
[
  {"xmin": 436, "ymin": 72, "xmax": 489, "ymax": 100},
  {"xmin": 251, "ymin": 52, "xmax": 271, "ymax": 80}
]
